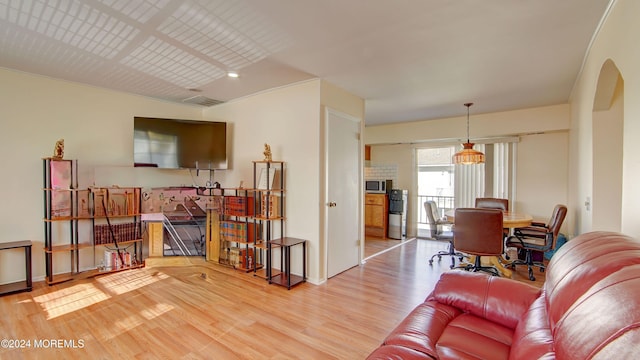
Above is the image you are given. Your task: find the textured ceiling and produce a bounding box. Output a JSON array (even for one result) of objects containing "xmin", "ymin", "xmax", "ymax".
[{"xmin": 0, "ymin": 0, "xmax": 612, "ymax": 125}]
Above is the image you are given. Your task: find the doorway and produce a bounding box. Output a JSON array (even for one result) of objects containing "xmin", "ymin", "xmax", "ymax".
[{"xmin": 592, "ymin": 59, "xmax": 624, "ymax": 231}]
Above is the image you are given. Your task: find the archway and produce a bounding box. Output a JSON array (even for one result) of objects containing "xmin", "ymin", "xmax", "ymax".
[{"xmin": 592, "ymin": 59, "xmax": 623, "ymax": 231}]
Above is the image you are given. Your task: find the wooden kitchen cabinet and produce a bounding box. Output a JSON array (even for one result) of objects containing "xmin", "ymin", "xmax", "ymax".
[{"xmin": 365, "ymin": 193, "xmax": 388, "ymax": 238}]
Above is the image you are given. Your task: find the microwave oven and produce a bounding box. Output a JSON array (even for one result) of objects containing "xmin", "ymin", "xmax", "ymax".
[{"xmin": 365, "ymin": 179, "xmax": 392, "ymax": 193}]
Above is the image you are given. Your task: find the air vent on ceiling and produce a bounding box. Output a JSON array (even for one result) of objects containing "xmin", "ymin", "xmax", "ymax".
[{"xmin": 182, "ymin": 95, "xmax": 225, "ymax": 107}]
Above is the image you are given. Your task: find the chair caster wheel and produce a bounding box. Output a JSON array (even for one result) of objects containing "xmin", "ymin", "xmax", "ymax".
[
  {"xmin": 540, "ymin": 268, "xmax": 545, "ymax": 273},
  {"xmin": 458, "ymin": 257, "xmax": 464, "ymax": 261},
  {"xmin": 528, "ymin": 269, "xmax": 536, "ymax": 281}
]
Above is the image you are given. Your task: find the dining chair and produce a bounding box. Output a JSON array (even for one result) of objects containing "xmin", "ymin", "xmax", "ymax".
[
  {"xmin": 475, "ymin": 197, "xmax": 509, "ymax": 211},
  {"xmin": 424, "ymin": 201, "xmax": 461, "ymax": 269},
  {"xmin": 453, "ymin": 208, "xmax": 505, "ymax": 276},
  {"xmin": 476, "ymin": 197, "xmax": 510, "ymax": 257},
  {"xmin": 506, "ymin": 204, "xmax": 567, "ymax": 281}
]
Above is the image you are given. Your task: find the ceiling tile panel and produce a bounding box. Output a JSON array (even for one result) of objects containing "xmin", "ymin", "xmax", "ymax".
[
  {"xmin": 0, "ymin": 0, "xmax": 137, "ymax": 59},
  {"xmin": 120, "ymin": 36, "xmax": 225, "ymax": 89},
  {"xmin": 96, "ymin": 0, "xmax": 169, "ymax": 23}
]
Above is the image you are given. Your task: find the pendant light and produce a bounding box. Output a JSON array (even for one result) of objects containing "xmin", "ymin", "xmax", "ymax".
[{"xmin": 453, "ymin": 102, "xmax": 485, "ymax": 165}]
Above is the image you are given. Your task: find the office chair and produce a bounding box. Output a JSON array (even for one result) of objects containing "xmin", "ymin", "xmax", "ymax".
[
  {"xmin": 475, "ymin": 197, "xmax": 509, "ymax": 211},
  {"xmin": 453, "ymin": 208, "xmax": 505, "ymax": 276},
  {"xmin": 506, "ymin": 204, "xmax": 567, "ymax": 281},
  {"xmin": 476, "ymin": 197, "xmax": 510, "ymax": 257},
  {"xmin": 425, "ymin": 201, "xmax": 461, "ymax": 269}
]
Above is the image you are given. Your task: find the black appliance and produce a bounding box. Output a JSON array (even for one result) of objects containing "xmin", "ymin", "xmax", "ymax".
[{"xmin": 388, "ymin": 189, "xmax": 408, "ymax": 239}]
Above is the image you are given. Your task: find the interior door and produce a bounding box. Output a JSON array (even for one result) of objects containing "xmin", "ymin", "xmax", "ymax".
[{"xmin": 326, "ymin": 108, "xmax": 361, "ymax": 278}]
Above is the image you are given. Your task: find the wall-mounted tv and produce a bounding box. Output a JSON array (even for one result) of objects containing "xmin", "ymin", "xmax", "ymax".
[{"xmin": 133, "ymin": 117, "xmax": 228, "ymax": 169}]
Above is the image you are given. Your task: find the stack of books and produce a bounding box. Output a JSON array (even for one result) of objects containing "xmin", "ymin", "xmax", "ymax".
[
  {"xmin": 103, "ymin": 250, "xmax": 132, "ymax": 270},
  {"xmin": 228, "ymin": 247, "xmax": 251, "ymax": 269},
  {"xmin": 223, "ymin": 196, "xmax": 255, "ymax": 216},
  {"xmin": 260, "ymin": 194, "xmax": 280, "ymax": 219},
  {"xmin": 94, "ymin": 223, "xmax": 139, "ymax": 245},
  {"xmin": 220, "ymin": 221, "xmax": 260, "ymax": 243}
]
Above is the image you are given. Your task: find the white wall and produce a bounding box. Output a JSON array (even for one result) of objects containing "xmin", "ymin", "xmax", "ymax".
[
  {"xmin": 0, "ymin": 68, "xmax": 207, "ymax": 284},
  {"xmin": 569, "ymin": 0, "xmax": 640, "ymax": 237},
  {"xmin": 515, "ymin": 132, "xmax": 569, "ymax": 223},
  {"xmin": 365, "ymin": 104, "xmax": 570, "ymax": 145},
  {"xmin": 202, "ymin": 80, "xmax": 323, "ymax": 282},
  {"xmin": 202, "ymin": 79, "xmax": 364, "ymax": 284}
]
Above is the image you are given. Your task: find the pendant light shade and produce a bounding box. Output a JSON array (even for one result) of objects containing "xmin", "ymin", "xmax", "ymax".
[{"xmin": 453, "ymin": 102, "xmax": 485, "ymax": 165}]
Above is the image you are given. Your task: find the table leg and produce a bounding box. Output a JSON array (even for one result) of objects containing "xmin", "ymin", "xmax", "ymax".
[{"xmin": 489, "ymin": 256, "xmax": 512, "ymax": 277}]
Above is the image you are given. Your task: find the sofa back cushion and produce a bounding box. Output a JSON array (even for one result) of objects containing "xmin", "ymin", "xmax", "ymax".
[
  {"xmin": 430, "ymin": 271, "xmax": 540, "ymax": 330},
  {"xmin": 543, "ymin": 231, "xmax": 640, "ymax": 358}
]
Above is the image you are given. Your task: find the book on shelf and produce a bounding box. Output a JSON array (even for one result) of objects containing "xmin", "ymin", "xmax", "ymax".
[
  {"xmin": 227, "ymin": 247, "xmax": 252, "ymax": 268},
  {"xmin": 94, "ymin": 222, "xmax": 139, "ymax": 245},
  {"xmin": 229, "ymin": 247, "xmax": 240, "ymax": 267},
  {"xmin": 220, "ymin": 220, "xmax": 260, "ymax": 243},
  {"xmin": 103, "ymin": 250, "xmax": 132, "ymax": 270},
  {"xmin": 260, "ymin": 194, "xmax": 280, "ymax": 219},
  {"xmin": 224, "ymin": 196, "xmax": 255, "ymax": 216}
]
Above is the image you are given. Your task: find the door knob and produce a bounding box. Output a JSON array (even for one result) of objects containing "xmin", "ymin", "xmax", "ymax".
[{"xmin": 328, "ymin": 202, "xmax": 337, "ymax": 207}]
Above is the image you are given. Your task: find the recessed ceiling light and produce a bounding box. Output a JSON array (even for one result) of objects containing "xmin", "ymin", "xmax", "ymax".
[{"xmin": 227, "ymin": 71, "xmax": 239, "ymax": 78}]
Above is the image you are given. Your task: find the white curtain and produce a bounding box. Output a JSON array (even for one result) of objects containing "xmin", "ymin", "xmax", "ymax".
[{"xmin": 493, "ymin": 142, "xmax": 510, "ymax": 200}]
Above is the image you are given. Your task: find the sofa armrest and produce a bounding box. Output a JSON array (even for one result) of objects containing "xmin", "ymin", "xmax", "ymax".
[{"xmin": 428, "ymin": 271, "xmax": 541, "ymax": 329}]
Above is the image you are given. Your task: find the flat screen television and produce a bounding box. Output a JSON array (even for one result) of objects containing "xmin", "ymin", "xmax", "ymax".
[{"xmin": 133, "ymin": 117, "xmax": 228, "ymax": 169}]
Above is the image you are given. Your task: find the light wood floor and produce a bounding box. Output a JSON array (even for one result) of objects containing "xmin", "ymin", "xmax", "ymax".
[{"xmin": 0, "ymin": 239, "xmax": 543, "ymax": 359}]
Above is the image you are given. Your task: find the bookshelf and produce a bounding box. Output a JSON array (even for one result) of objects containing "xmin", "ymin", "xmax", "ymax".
[
  {"xmin": 252, "ymin": 160, "xmax": 306, "ymax": 289},
  {"xmin": 42, "ymin": 158, "xmax": 143, "ymax": 285},
  {"xmin": 205, "ymin": 159, "xmax": 305, "ymax": 288},
  {"xmin": 218, "ymin": 188, "xmax": 261, "ymax": 271}
]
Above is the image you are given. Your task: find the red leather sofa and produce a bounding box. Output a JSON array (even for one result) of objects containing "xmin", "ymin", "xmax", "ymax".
[{"xmin": 367, "ymin": 231, "xmax": 640, "ymax": 359}]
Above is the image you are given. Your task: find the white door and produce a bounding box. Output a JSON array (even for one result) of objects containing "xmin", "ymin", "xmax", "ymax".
[{"xmin": 326, "ymin": 108, "xmax": 361, "ymax": 278}]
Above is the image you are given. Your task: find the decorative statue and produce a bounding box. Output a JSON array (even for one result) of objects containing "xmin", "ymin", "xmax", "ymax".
[
  {"xmin": 52, "ymin": 139, "xmax": 64, "ymax": 160},
  {"xmin": 263, "ymin": 143, "xmax": 272, "ymax": 162}
]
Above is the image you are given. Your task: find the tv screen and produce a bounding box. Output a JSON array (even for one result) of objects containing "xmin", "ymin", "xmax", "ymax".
[{"xmin": 133, "ymin": 117, "xmax": 227, "ymax": 169}]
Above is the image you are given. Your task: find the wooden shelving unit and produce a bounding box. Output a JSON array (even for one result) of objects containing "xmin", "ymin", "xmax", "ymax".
[
  {"xmin": 42, "ymin": 158, "xmax": 143, "ymax": 285},
  {"xmin": 211, "ymin": 159, "xmax": 306, "ymax": 289},
  {"xmin": 252, "ymin": 161, "xmax": 306, "ymax": 289}
]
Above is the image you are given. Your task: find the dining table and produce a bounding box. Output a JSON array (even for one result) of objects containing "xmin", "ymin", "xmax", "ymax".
[{"xmin": 444, "ymin": 209, "xmax": 533, "ymax": 277}]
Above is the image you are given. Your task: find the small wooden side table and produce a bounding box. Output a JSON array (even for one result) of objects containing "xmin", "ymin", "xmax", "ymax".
[
  {"xmin": 269, "ymin": 237, "xmax": 307, "ymax": 290},
  {"xmin": 0, "ymin": 240, "xmax": 33, "ymax": 296}
]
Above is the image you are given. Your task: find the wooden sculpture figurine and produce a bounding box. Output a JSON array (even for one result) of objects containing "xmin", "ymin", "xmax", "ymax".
[
  {"xmin": 52, "ymin": 139, "xmax": 64, "ymax": 160},
  {"xmin": 263, "ymin": 143, "xmax": 272, "ymax": 162}
]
